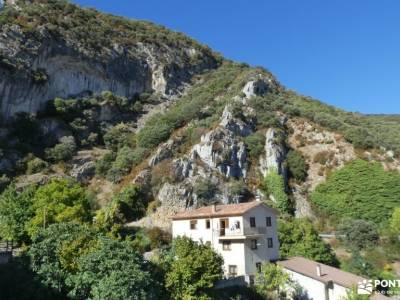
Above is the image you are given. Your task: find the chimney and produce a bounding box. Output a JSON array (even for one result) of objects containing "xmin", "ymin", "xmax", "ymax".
[
  {"xmin": 316, "ymin": 264, "xmax": 322, "ymax": 277},
  {"xmin": 212, "ymin": 203, "xmax": 217, "ymax": 213}
]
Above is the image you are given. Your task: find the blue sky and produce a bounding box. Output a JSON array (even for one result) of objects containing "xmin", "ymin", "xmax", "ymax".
[{"xmin": 73, "ymin": 0, "xmax": 400, "ymax": 114}]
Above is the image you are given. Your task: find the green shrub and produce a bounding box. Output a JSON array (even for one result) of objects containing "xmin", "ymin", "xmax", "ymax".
[
  {"xmin": 105, "ymin": 146, "xmax": 146, "ymax": 183},
  {"xmin": 343, "ymin": 127, "xmax": 375, "ymax": 149},
  {"xmin": 132, "ymin": 227, "xmax": 171, "ymax": 253},
  {"xmin": 390, "ymin": 208, "xmax": 400, "ymax": 235},
  {"xmin": 337, "ymin": 219, "xmax": 379, "ymax": 250},
  {"xmin": 285, "ymin": 150, "xmax": 308, "ymax": 182},
  {"xmin": 26, "ymin": 157, "xmax": 49, "ymax": 174},
  {"xmin": 31, "ymin": 69, "xmax": 48, "ymax": 84},
  {"xmin": 255, "ymin": 263, "xmax": 289, "ymax": 298},
  {"xmin": 112, "ymin": 185, "xmax": 147, "ymax": 222},
  {"xmin": 132, "ymin": 101, "xmax": 143, "ymax": 113},
  {"xmin": 341, "ymin": 251, "xmax": 378, "ymax": 278},
  {"xmin": 95, "ymin": 152, "xmax": 116, "ymax": 177},
  {"xmin": 0, "ymin": 184, "xmax": 36, "ymax": 243},
  {"xmin": 193, "ymin": 179, "xmax": 218, "ymax": 207},
  {"xmin": 228, "ymin": 180, "xmax": 251, "ymax": 202},
  {"xmin": 95, "ymin": 185, "xmax": 146, "ymax": 231},
  {"xmin": 103, "ymin": 124, "xmax": 132, "ymax": 151},
  {"xmin": 136, "ymin": 120, "xmax": 174, "ymax": 149},
  {"xmin": 311, "ymin": 159, "xmax": 400, "ymax": 224},
  {"xmin": 263, "ymin": 171, "xmax": 291, "ymax": 214},
  {"xmin": 45, "ymin": 136, "xmax": 76, "ymax": 162},
  {"xmin": 244, "ymin": 132, "xmax": 265, "ymax": 159}
]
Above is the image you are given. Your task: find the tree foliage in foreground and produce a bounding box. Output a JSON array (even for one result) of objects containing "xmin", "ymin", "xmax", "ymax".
[
  {"xmin": 255, "ymin": 263, "xmax": 290, "ymax": 299},
  {"xmin": 27, "ymin": 179, "xmax": 92, "ymax": 237},
  {"xmin": 0, "ymin": 179, "xmax": 92, "ymax": 243},
  {"xmin": 0, "ymin": 184, "xmax": 36, "ymax": 243},
  {"xmin": 165, "ymin": 236, "xmax": 224, "ymax": 300},
  {"xmin": 68, "ymin": 238, "xmax": 160, "ymax": 300},
  {"xmin": 278, "ymin": 218, "xmax": 338, "ymax": 266},
  {"xmin": 28, "ymin": 222, "xmax": 161, "ymax": 300}
]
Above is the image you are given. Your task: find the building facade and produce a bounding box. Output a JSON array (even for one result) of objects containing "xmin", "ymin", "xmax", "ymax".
[{"xmin": 172, "ymin": 201, "xmax": 279, "ymax": 282}]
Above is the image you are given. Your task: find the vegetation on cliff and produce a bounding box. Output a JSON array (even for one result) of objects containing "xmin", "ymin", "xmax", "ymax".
[{"xmin": 311, "ymin": 159, "xmax": 400, "ymax": 224}]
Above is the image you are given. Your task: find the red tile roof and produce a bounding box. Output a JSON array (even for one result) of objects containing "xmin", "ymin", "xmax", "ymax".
[{"xmin": 172, "ymin": 201, "xmax": 278, "ymax": 220}]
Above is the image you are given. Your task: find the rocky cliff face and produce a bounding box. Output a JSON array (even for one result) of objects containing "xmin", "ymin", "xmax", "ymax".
[
  {"xmin": 0, "ymin": 1, "xmax": 219, "ymax": 119},
  {"xmin": 129, "ymin": 77, "xmax": 293, "ymax": 228},
  {"xmin": 3, "ymin": 0, "xmax": 400, "ymax": 233}
]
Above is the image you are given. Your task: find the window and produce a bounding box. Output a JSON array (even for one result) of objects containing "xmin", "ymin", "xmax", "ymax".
[
  {"xmin": 267, "ymin": 238, "xmax": 273, "ymax": 248},
  {"xmin": 250, "ymin": 217, "xmax": 256, "ymax": 228},
  {"xmin": 190, "ymin": 220, "xmax": 197, "ymax": 230},
  {"xmin": 266, "ymin": 217, "xmax": 272, "ymax": 227},
  {"xmin": 228, "ymin": 265, "xmax": 237, "ymax": 277},
  {"xmin": 223, "ymin": 241, "xmax": 231, "ymax": 251},
  {"xmin": 250, "ymin": 239, "xmax": 258, "ymax": 250},
  {"xmin": 249, "ymin": 275, "xmax": 255, "ymax": 285},
  {"xmin": 234, "ymin": 220, "xmax": 240, "ymax": 229},
  {"xmin": 206, "ymin": 219, "xmax": 210, "ymax": 229},
  {"xmin": 256, "ymin": 262, "xmax": 262, "ymax": 273}
]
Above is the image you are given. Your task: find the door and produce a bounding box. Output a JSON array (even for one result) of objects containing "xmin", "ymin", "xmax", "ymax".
[{"xmin": 219, "ymin": 218, "xmax": 229, "ymax": 236}]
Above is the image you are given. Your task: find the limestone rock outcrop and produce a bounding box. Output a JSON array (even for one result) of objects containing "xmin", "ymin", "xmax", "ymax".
[
  {"xmin": 0, "ymin": 5, "xmax": 219, "ymax": 119},
  {"xmin": 259, "ymin": 128, "xmax": 287, "ymax": 176}
]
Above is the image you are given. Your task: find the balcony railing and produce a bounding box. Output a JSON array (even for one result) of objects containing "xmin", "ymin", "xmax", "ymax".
[{"xmin": 215, "ymin": 227, "xmax": 267, "ymax": 237}]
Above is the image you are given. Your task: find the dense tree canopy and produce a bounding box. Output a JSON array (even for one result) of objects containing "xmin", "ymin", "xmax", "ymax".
[
  {"xmin": 29, "ymin": 223, "xmax": 97, "ymax": 294},
  {"xmin": 28, "ymin": 222, "xmax": 162, "ymax": 300},
  {"xmin": 27, "ymin": 179, "xmax": 92, "ymax": 237},
  {"xmin": 278, "ymin": 218, "xmax": 338, "ymax": 266},
  {"xmin": 68, "ymin": 238, "xmax": 160, "ymax": 300},
  {"xmin": 0, "ymin": 184, "xmax": 35, "ymax": 243},
  {"xmin": 165, "ymin": 236, "xmax": 224, "ymax": 300}
]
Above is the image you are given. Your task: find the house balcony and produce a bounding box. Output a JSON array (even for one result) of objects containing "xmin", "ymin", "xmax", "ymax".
[{"xmin": 215, "ymin": 227, "xmax": 267, "ymax": 240}]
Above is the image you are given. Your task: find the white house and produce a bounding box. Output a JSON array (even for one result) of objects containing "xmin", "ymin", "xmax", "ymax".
[
  {"xmin": 172, "ymin": 201, "xmax": 279, "ymax": 283},
  {"xmin": 278, "ymin": 257, "xmax": 390, "ymax": 300}
]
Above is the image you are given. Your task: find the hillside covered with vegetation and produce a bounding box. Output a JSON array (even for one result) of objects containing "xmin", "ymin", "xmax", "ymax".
[{"xmin": 0, "ymin": 1, "xmax": 399, "ymax": 299}]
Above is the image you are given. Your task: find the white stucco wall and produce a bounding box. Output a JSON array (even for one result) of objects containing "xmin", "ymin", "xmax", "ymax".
[
  {"xmin": 329, "ymin": 283, "xmax": 349, "ymax": 300},
  {"xmin": 286, "ymin": 269, "xmax": 327, "ymax": 300},
  {"xmin": 284, "ymin": 269, "xmax": 352, "ymax": 300}
]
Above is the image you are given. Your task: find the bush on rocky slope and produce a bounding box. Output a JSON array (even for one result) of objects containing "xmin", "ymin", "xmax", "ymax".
[{"xmin": 311, "ymin": 159, "xmax": 400, "ymax": 224}]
